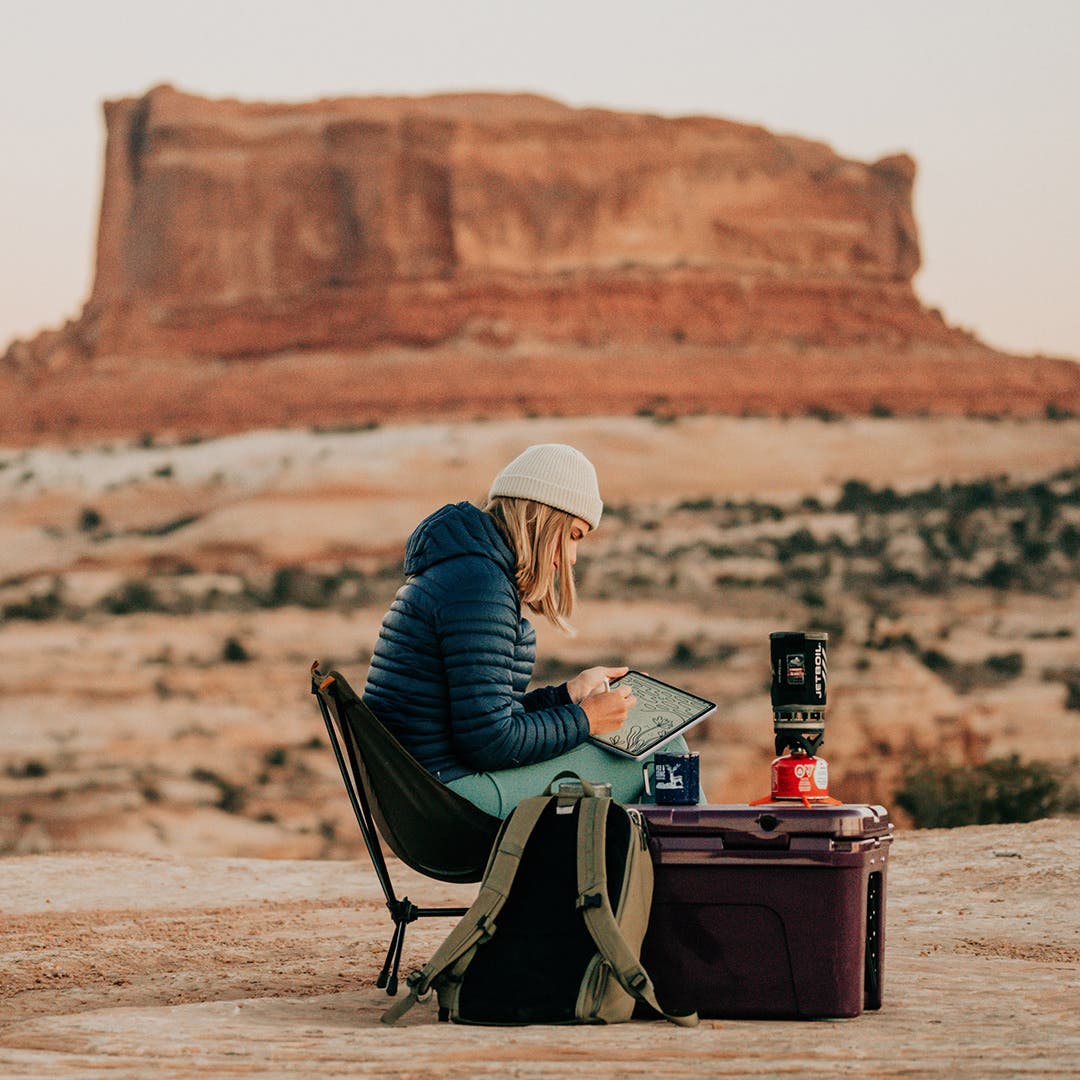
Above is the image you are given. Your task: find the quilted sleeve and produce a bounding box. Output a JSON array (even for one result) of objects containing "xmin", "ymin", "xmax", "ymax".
[
  {"xmin": 435, "ymin": 560, "xmax": 588, "ymax": 772},
  {"xmin": 521, "ymin": 683, "xmax": 573, "ymax": 712}
]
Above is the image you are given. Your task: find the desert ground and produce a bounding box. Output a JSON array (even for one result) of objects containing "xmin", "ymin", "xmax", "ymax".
[
  {"xmin": 2, "ymin": 412, "xmax": 1079, "ymax": 1076},
  {"xmin": 1, "ymin": 817, "xmax": 1077, "ymax": 1077}
]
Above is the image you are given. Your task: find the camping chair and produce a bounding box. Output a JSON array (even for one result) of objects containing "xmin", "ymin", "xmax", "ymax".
[{"xmin": 310, "ymin": 661, "xmax": 501, "ymax": 995}]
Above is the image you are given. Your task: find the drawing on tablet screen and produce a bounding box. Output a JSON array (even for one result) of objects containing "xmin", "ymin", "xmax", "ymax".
[{"xmin": 601, "ymin": 673, "xmax": 702, "ymax": 754}]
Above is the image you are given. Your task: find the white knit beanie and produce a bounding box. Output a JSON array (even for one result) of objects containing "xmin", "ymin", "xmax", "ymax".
[{"xmin": 488, "ymin": 444, "xmax": 603, "ymax": 529}]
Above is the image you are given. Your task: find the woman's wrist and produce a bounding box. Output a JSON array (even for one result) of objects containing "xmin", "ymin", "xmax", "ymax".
[{"xmin": 566, "ymin": 674, "xmax": 584, "ymax": 704}]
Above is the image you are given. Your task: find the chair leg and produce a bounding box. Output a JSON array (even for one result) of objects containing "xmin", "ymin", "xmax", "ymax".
[
  {"xmin": 377, "ymin": 920, "xmax": 404, "ymax": 993},
  {"xmin": 381, "ymin": 896, "xmax": 424, "ymax": 996},
  {"xmin": 386, "ymin": 919, "xmax": 409, "ymax": 997}
]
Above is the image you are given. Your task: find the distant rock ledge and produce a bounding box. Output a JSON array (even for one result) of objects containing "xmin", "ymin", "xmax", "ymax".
[{"xmin": 3, "ymin": 85, "xmax": 1078, "ymax": 440}]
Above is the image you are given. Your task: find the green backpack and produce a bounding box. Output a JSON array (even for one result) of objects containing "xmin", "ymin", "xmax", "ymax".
[{"xmin": 382, "ymin": 778, "xmax": 697, "ymax": 1027}]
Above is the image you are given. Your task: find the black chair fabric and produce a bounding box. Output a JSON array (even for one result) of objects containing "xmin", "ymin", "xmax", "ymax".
[
  {"xmin": 311, "ymin": 663, "xmax": 501, "ymax": 994},
  {"xmin": 316, "ymin": 666, "xmax": 499, "ymax": 882}
]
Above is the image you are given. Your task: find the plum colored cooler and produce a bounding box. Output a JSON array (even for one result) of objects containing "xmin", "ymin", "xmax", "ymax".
[{"xmin": 637, "ymin": 803, "xmax": 893, "ymax": 1019}]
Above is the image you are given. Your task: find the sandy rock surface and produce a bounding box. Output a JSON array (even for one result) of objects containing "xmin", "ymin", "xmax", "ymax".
[
  {"xmin": 3, "ymin": 415, "xmax": 1080, "ymax": 858},
  {"xmin": 1, "ymin": 817, "xmax": 1077, "ymax": 1078}
]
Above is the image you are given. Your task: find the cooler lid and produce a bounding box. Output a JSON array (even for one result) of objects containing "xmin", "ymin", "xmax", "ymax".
[{"xmin": 636, "ymin": 803, "xmax": 893, "ymax": 841}]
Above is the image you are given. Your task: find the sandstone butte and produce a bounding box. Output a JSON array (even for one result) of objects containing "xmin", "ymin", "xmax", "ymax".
[{"xmin": 3, "ymin": 84, "xmax": 1078, "ymax": 441}]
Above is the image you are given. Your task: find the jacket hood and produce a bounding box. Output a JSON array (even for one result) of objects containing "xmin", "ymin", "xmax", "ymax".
[{"xmin": 404, "ymin": 501, "xmax": 517, "ymax": 582}]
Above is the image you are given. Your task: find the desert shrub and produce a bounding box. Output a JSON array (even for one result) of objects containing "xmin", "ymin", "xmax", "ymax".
[
  {"xmin": 873, "ymin": 561, "xmax": 920, "ymax": 589},
  {"xmin": 248, "ymin": 564, "xmax": 371, "ymax": 610},
  {"xmin": 919, "ymin": 649, "xmax": 1024, "ymax": 692},
  {"xmin": 668, "ymin": 640, "xmax": 736, "ymax": 667},
  {"xmin": 895, "ymin": 755, "xmax": 1069, "ymax": 828},
  {"xmin": 775, "ymin": 528, "xmax": 819, "ymax": 561},
  {"xmin": 136, "ymin": 514, "xmax": 200, "ymax": 537},
  {"xmin": 310, "ymin": 420, "xmax": 380, "ymax": 435},
  {"xmin": 216, "ymin": 783, "xmax": 246, "ymax": 814},
  {"xmin": 806, "ymin": 405, "xmax": 842, "ymax": 422},
  {"xmin": 1060, "ymin": 524, "xmax": 1080, "ymax": 559},
  {"xmin": 670, "ymin": 641, "xmax": 696, "ymax": 666},
  {"xmin": 984, "ymin": 652, "xmax": 1024, "ymax": 678},
  {"xmin": 919, "ymin": 649, "xmax": 953, "ymax": 674},
  {"xmin": 949, "ymin": 479, "xmax": 999, "ymax": 515},
  {"xmin": 78, "ymin": 507, "xmax": 104, "ymax": 532},
  {"xmin": 869, "ymin": 632, "xmax": 918, "ymax": 653},
  {"xmin": 981, "ymin": 559, "xmax": 1019, "ymax": 590},
  {"xmin": 749, "ymin": 501, "xmax": 786, "ymax": 523},
  {"xmin": 7, "ymin": 759, "xmax": 48, "ymax": 778},
  {"xmin": 3, "ymin": 580, "xmax": 66, "ymax": 621},
  {"xmin": 1065, "ymin": 679, "xmax": 1080, "ymax": 712},
  {"xmin": 807, "ymin": 611, "xmax": 846, "ymax": 643},
  {"xmin": 222, "ymin": 636, "xmax": 252, "ymax": 663},
  {"xmin": 100, "ymin": 580, "xmax": 161, "ymax": 615},
  {"xmin": 942, "ymin": 511, "xmax": 977, "ymax": 559},
  {"xmin": 531, "ymin": 656, "xmax": 580, "ymax": 683},
  {"xmin": 190, "ymin": 767, "xmax": 246, "ymax": 813},
  {"xmin": 835, "ymin": 480, "xmax": 901, "ymax": 514}
]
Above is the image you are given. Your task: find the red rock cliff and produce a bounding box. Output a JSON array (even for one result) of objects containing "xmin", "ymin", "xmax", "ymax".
[
  {"xmin": 39, "ymin": 85, "xmax": 941, "ymax": 358},
  {"xmin": 4, "ymin": 85, "xmax": 1078, "ymax": 437}
]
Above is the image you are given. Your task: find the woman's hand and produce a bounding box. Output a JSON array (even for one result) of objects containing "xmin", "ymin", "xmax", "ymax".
[
  {"xmin": 580, "ymin": 683, "xmax": 637, "ymax": 735},
  {"xmin": 566, "ymin": 665, "xmax": 630, "ymax": 705}
]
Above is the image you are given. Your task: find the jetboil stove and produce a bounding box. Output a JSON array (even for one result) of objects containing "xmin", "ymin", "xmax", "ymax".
[{"xmin": 752, "ymin": 630, "xmax": 840, "ymax": 806}]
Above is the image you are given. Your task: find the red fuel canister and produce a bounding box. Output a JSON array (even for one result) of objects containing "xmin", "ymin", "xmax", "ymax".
[{"xmin": 770, "ymin": 751, "xmax": 833, "ymax": 803}]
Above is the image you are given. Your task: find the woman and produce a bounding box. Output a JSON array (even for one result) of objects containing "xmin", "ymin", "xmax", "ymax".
[{"xmin": 363, "ymin": 443, "xmax": 695, "ymax": 817}]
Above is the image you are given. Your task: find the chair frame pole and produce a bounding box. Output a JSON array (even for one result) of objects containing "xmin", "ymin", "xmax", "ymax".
[{"xmin": 313, "ymin": 680, "xmax": 469, "ymax": 995}]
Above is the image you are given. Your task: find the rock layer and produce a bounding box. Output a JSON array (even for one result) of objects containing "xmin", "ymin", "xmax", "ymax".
[
  {"xmin": 81, "ymin": 87, "xmax": 936, "ymax": 356},
  {"xmin": 4, "ymin": 85, "xmax": 1078, "ymax": 436}
]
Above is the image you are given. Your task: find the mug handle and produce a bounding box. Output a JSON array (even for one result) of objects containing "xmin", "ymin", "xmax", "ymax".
[{"xmin": 641, "ymin": 760, "xmax": 655, "ymax": 797}]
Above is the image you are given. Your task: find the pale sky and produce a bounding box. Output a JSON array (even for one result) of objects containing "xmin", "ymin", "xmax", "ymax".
[{"xmin": 2, "ymin": 0, "xmax": 1078, "ymax": 359}]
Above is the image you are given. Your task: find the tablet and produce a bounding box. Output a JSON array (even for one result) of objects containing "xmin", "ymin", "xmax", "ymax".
[{"xmin": 588, "ymin": 671, "xmax": 716, "ymax": 760}]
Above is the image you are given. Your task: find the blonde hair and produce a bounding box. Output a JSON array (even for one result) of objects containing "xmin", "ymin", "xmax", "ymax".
[{"xmin": 485, "ymin": 496, "xmax": 580, "ymax": 633}]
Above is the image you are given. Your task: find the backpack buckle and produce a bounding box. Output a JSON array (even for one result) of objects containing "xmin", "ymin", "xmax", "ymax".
[
  {"xmin": 577, "ymin": 892, "xmax": 603, "ymax": 910},
  {"xmin": 404, "ymin": 970, "xmax": 433, "ymax": 1002}
]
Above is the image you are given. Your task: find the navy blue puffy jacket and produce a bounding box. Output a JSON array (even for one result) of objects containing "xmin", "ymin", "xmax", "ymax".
[{"xmin": 363, "ymin": 501, "xmax": 589, "ymax": 782}]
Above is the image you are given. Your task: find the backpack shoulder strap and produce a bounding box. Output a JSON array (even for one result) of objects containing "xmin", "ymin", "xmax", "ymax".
[
  {"xmin": 381, "ymin": 794, "xmax": 551, "ymax": 1024},
  {"xmin": 575, "ymin": 796, "xmax": 698, "ymax": 1027}
]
